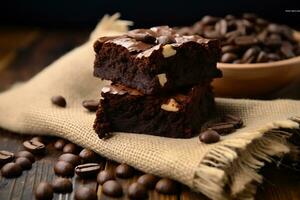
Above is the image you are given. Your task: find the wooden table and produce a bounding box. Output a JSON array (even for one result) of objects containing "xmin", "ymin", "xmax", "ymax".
[{"xmin": 0, "ymin": 27, "xmax": 300, "ymax": 200}]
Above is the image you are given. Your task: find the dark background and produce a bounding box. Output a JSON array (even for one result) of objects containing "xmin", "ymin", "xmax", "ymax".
[{"xmin": 1, "ymin": 0, "xmax": 300, "ymax": 29}]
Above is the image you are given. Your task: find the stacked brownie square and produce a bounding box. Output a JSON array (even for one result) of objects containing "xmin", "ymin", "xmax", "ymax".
[{"xmin": 93, "ymin": 26, "xmax": 222, "ymax": 139}]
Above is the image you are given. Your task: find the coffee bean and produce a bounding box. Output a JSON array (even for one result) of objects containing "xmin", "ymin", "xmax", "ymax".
[
  {"xmin": 15, "ymin": 151, "xmax": 35, "ymax": 163},
  {"xmin": 102, "ymin": 180, "xmax": 123, "ymax": 197},
  {"xmin": 23, "ymin": 140, "xmax": 45, "ymax": 154},
  {"xmin": 267, "ymin": 53, "xmax": 281, "ymax": 61},
  {"xmin": 54, "ymin": 139, "xmax": 66, "ymax": 150},
  {"xmin": 54, "ymin": 160, "xmax": 74, "ymax": 177},
  {"xmin": 221, "ymin": 45, "xmax": 239, "ymax": 53},
  {"xmin": 137, "ymin": 174, "xmax": 159, "ymax": 189},
  {"xmin": 225, "ymin": 14, "xmax": 235, "ymax": 20},
  {"xmin": 256, "ymin": 51, "xmax": 269, "ymax": 63},
  {"xmin": 0, "ymin": 150, "xmax": 14, "ymax": 165},
  {"xmin": 128, "ymin": 182, "xmax": 148, "ymax": 199},
  {"xmin": 215, "ymin": 19, "xmax": 227, "ymax": 35},
  {"xmin": 267, "ymin": 23, "xmax": 283, "ymax": 34},
  {"xmin": 264, "ymin": 36, "xmax": 282, "ymax": 47},
  {"xmin": 35, "ymin": 182, "xmax": 53, "ymax": 200},
  {"xmin": 257, "ymin": 30, "xmax": 268, "ymax": 42},
  {"xmin": 256, "ymin": 18, "xmax": 268, "ymax": 26},
  {"xmin": 223, "ymin": 114, "xmax": 244, "ymax": 129},
  {"xmin": 155, "ymin": 178, "xmax": 179, "ymax": 194},
  {"xmin": 115, "ymin": 163, "xmax": 134, "ymax": 178},
  {"xmin": 221, "ymin": 53, "xmax": 237, "ymax": 63},
  {"xmin": 51, "ymin": 95, "xmax": 66, "ymax": 107},
  {"xmin": 207, "ymin": 122, "xmax": 236, "ymax": 135},
  {"xmin": 63, "ymin": 143, "xmax": 79, "ymax": 154},
  {"xmin": 242, "ymin": 47, "xmax": 260, "ymax": 62},
  {"xmin": 75, "ymin": 163, "xmax": 101, "ymax": 178},
  {"xmin": 234, "ymin": 35, "xmax": 258, "ymax": 46},
  {"xmin": 79, "ymin": 149, "xmax": 102, "ymax": 163},
  {"xmin": 15, "ymin": 157, "xmax": 32, "ymax": 170},
  {"xmin": 58, "ymin": 153, "xmax": 81, "ymax": 166},
  {"xmin": 233, "ymin": 59, "xmax": 242, "ymax": 64},
  {"xmin": 242, "ymin": 13, "xmax": 257, "ymax": 21},
  {"xmin": 75, "ymin": 186, "xmax": 97, "ymax": 200},
  {"xmin": 199, "ymin": 129, "xmax": 220, "ymax": 144},
  {"xmin": 82, "ymin": 100, "xmax": 99, "ymax": 112},
  {"xmin": 204, "ymin": 30, "xmax": 222, "ymax": 39},
  {"xmin": 1, "ymin": 162, "xmax": 22, "ymax": 178},
  {"xmin": 52, "ymin": 177, "xmax": 73, "ymax": 193},
  {"xmin": 97, "ymin": 170, "xmax": 115, "ymax": 185},
  {"xmin": 201, "ymin": 15, "xmax": 219, "ymax": 25},
  {"xmin": 31, "ymin": 136, "xmax": 44, "ymax": 143},
  {"xmin": 281, "ymin": 42, "xmax": 295, "ymax": 58}
]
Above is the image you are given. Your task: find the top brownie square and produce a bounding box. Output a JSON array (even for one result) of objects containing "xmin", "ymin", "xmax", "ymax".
[{"xmin": 93, "ymin": 26, "xmax": 222, "ymax": 95}]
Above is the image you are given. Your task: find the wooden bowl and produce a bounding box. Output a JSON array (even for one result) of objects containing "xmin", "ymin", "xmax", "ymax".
[{"xmin": 213, "ymin": 31, "xmax": 300, "ymax": 98}]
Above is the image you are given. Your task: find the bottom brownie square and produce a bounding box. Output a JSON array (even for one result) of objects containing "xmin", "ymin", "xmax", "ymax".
[{"xmin": 94, "ymin": 84, "xmax": 215, "ymax": 138}]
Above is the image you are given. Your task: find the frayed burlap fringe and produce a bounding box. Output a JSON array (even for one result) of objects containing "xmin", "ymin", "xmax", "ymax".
[{"xmin": 194, "ymin": 119, "xmax": 299, "ymax": 200}]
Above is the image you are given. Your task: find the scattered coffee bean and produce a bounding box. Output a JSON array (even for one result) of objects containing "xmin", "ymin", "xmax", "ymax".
[
  {"xmin": 75, "ymin": 163, "xmax": 101, "ymax": 178},
  {"xmin": 128, "ymin": 182, "xmax": 148, "ymax": 199},
  {"xmin": 223, "ymin": 114, "xmax": 244, "ymax": 129},
  {"xmin": 30, "ymin": 136, "xmax": 44, "ymax": 143},
  {"xmin": 97, "ymin": 170, "xmax": 115, "ymax": 185},
  {"xmin": 54, "ymin": 160, "xmax": 74, "ymax": 177},
  {"xmin": 75, "ymin": 186, "xmax": 97, "ymax": 200},
  {"xmin": 207, "ymin": 122, "xmax": 235, "ymax": 135},
  {"xmin": 54, "ymin": 139, "xmax": 66, "ymax": 150},
  {"xmin": 115, "ymin": 163, "xmax": 134, "ymax": 178},
  {"xmin": 137, "ymin": 174, "xmax": 159, "ymax": 189},
  {"xmin": 1, "ymin": 162, "xmax": 22, "ymax": 178},
  {"xmin": 52, "ymin": 177, "xmax": 73, "ymax": 193},
  {"xmin": 82, "ymin": 100, "xmax": 99, "ymax": 112},
  {"xmin": 102, "ymin": 180, "xmax": 123, "ymax": 197},
  {"xmin": 79, "ymin": 149, "xmax": 102, "ymax": 163},
  {"xmin": 199, "ymin": 129, "xmax": 220, "ymax": 144},
  {"xmin": 58, "ymin": 153, "xmax": 81, "ymax": 166},
  {"xmin": 0, "ymin": 150, "xmax": 14, "ymax": 165},
  {"xmin": 155, "ymin": 178, "xmax": 179, "ymax": 194},
  {"xmin": 51, "ymin": 95, "xmax": 66, "ymax": 107},
  {"xmin": 15, "ymin": 151, "xmax": 35, "ymax": 163},
  {"xmin": 15, "ymin": 157, "xmax": 32, "ymax": 170},
  {"xmin": 35, "ymin": 182, "xmax": 53, "ymax": 200},
  {"xmin": 63, "ymin": 143, "xmax": 79, "ymax": 154},
  {"xmin": 23, "ymin": 140, "xmax": 45, "ymax": 154}
]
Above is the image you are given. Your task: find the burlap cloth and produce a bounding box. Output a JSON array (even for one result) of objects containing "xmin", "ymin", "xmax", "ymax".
[{"xmin": 0, "ymin": 14, "xmax": 299, "ymax": 200}]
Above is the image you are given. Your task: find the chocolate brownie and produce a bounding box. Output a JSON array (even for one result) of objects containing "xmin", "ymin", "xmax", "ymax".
[
  {"xmin": 94, "ymin": 84, "xmax": 215, "ymax": 138},
  {"xmin": 93, "ymin": 26, "xmax": 222, "ymax": 95}
]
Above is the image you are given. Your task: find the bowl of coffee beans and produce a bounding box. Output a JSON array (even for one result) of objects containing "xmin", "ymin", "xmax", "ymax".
[{"xmin": 178, "ymin": 13, "xmax": 300, "ymax": 97}]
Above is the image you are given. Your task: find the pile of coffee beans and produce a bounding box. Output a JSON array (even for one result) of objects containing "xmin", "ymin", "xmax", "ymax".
[
  {"xmin": 0, "ymin": 135, "xmax": 181, "ymax": 199},
  {"xmin": 0, "ymin": 137, "xmax": 44, "ymax": 178},
  {"xmin": 178, "ymin": 13, "xmax": 300, "ymax": 63},
  {"xmin": 199, "ymin": 114, "xmax": 244, "ymax": 144}
]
